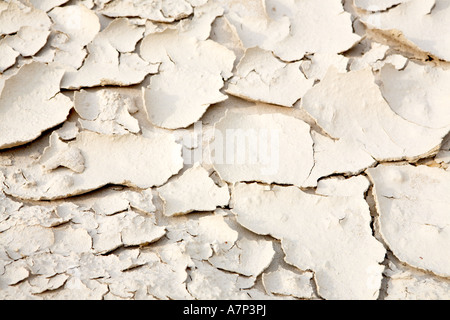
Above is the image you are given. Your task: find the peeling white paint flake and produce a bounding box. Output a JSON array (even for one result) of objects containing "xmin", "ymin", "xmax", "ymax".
[
  {"xmin": 48, "ymin": 5, "xmax": 101, "ymax": 70},
  {"xmin": 74, "ymin": 89, "xmax": 140, "ymax": 135},
  {"xmin": 29, "ymin": 0, "xmax": 70, "ymax": 12},
  {"xmin": 0, "ymin": 0, "xmax": 52, "ymax": 35},
  {"xmin": 210, "ymin": 110, "xmax": 314, "ymax": 186},
  {"xmin": 0, "ymin": 62, "xmax": 73, "ymax": 150},
  {"xmin": 61, "ymin": 18, "xmax": 158, "ymax": 89},
  {"xmin": 226, "ymin": 47, "xmax": 313, "ymax": 107},
  {"xmin": 360, "ymin": 0, "xmax": 450, "ymax": 61},
  {"xmin": 231, "ymin": 182, "xmax": 386, "ymax": 300},
  {"xmin": 379, "ymin": 61, "xmax": 450, "ymax": 129},
  {"xmin": 101, "ymin": 0, "xmax": 207, "ymax": 23},
  {"xmin": 262, "ymin": 266, "xmax": 315, "ymax": 299},
  {"xmin": 141, "ymin": 29, "xmax": 235, "ymax": 129},
  {"xmin": 264, "ymin": 0, "xmax": 360, "ymax": 61},
  {"xmin": 368, "ymin": 165, "xmax": 450, "ymax": 278},
  {"xmin": 158, "ymin": 164, "xmax": 230, "ymax": 216},
  {"xmin": 301, "ymin": 68, "xmax": 449, "ymax": 161},
  {"xmin": 355, "ymin": 0, "xmax": 413, "ymax": 12},
  {"xmin": 2, "ymin": 132, "xmax": 183, "ymax": 200}
]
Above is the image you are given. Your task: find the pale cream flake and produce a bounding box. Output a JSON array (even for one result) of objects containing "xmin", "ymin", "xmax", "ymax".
[
  {"xmin": 384, "ymin": 258, "xmax": 450, "ymax": 300},
  {"xmin": 210, "ymin": 111, "xmax": 314, "ymax": 186},
  {"xmin": 183, "ymin": 212, "xmax": 238, "ymax": 260},
  {"xmin": 0, "ymin": 62, "xmax": 73, "ymax": 150},
  {"xmin": 140, "ymin": 29, "xmax": 236, "ymax": 129},
  {"xmin": 0, "ymin": 42, "xmax": 19, "ymax": 73},
  {"xmin": 316, "ymin": 175, "xmax": 371, "ymax": 197},
  {"xmin": 74, "ymin": 89, "xmax": 140, "ymax": 135},
  {"xmin": 56, "ymin": 121, "xmax": 80, "ymax": 141},
  {"xmin": 158, "ymin": 164, "xmax": 230, "ymax": 217},
  {"xmin": 92, "ymin": 189, "xmax": 156, "ymax": 216},
  {"xmin": 28, "ymin": 274, "xmax": 69, "ymax": 294},
  {"xmin": 0, "ymin": 225, "xmax": 55, "ymax": 260},
  {"xmin": 1, "ymin": 131, "xmax": 183, "ymax": 200},
  {"xmin": 231, "ymin": 182, "xmax": 386, "ymax": 300},
  {"xmin": 436, "ymin": 137, "xmax": 450, "ymax": 166},
  {"xmin": 300, "ymin": 53, "xmax": 349, "ymax": 81},
  {"xmin": 4, "ymin": 25, "xmax": 50, "ymax": 57},
  {"xmin": 302, "ymin": 131, "xmax": 376, "ymax": 188},
  {"xmin": 41, "ymin": 277, "xmax": 109, "ymax": 300},
  {"xmin": 0, "ymin": 0, "xmax": 52, "ymax": 35},
  {"xmin": 216, "ymin": 0, "xmax": 290, "ymax": 53},
  {"xmin": 62, "ymin": 18, "xmax": 158, "ymax": 89},
  {"xmin": 48, "ymin": 5, "xmax": 101, "ymax": 70},
  {"xmin": 264, "ymin": 0, "xmax": 360, "ymax": 61},
  {"xmin": 101, "ymin": 0, "xmax": 208, "ymax": 23},
  {"xmin": 1, "ymin": 260, "xmax": 30, "ymax": 285},
  {"xmin": 209, "ymin": 16, "xmax": 245, "ymax": 66},
  {"xmin": 51, "ymin": 226, "xmax": 92, "ymax": 255},
  {"xmin": 301, "ymin": 68, "xmax": 449, "ymax": 161},
  {"xmin": 226, "ymin": 47, "xmax": 314, "ymax": 107},
  {"xmin": 360, "ymin": 0, "xmax": 450, "ymax": 61},
  {"xmin": 350, "ymin": 42, "xmax": 389, "ymax": 71},
  {"xmin": 262, "ymin": 266, "xmax": 315, "ymax": 299},
  {"xmin": 29, "ymin": 0, "xmax": 70, "ymax": 12},
  {"xmin": 367, "ymin": 164, "xmax": 450, "ymax": 278},
  {"xmin": 81, "ymin": 209, "xmax": 165, "ymax": 254},
  {"xmin": 0, "ymin": 202, "xmax": 79, "ymax": 231},
  {"xmin": 179, "ymin": 1, "xmax": 225, "ymax": 41},
  {"xmin": 354, "ymin": 0, "xmax": 413, "ymax": 12},
  {"xmin": 208, "ymin": 218, "xmax": 275, "ymax": 277},
  {"xmin": 187, "ymin": 260, "xmax": 258, "ymax": 300},
  {"xmin": 40, "ymin": 133, "xmax": 86, "ymax": 174},
  {"xmin": 379, "ymin": 61, "xmax": 450, "ymax": 129}
]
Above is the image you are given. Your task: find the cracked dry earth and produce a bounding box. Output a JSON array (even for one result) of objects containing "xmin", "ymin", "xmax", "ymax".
[{"xmin": 0, "ymin": 0, "xmax": 450, "ymax": 301}]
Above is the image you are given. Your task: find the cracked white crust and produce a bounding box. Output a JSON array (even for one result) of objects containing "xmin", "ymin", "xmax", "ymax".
[
  {"xmin": 231, "ymin": 182, "xmax": 386, "ymax": 300},
  {"xmin": 0, "ymin": 62, "xmax": 73, "ymax": 150},
  {"xmin": 368, "ymin": 164, "xmax": 450, "ymax": 278},
  {"xmin": 141, "ymin": 29, "xmax": 235, "ymax": 129},
  {"xmin": 1, "ymin": 131, "xmax": 184, "ymax": 200}
]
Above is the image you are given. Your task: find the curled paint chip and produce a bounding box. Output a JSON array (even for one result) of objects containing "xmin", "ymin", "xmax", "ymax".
[
  {"xmin": 208, "ymin": 218, "xmax": 275, "ymax": 277},
  {"xmin": 74, "ymin": 89, "xmax": 140, "ymax": 135},
  {"xmin": 2, "ymin": 26, "xmax": 50, "ymax": 57},
  {"xmin": 301, "ymin": 68, "xmax": 449, "ymax": 161},
  {"xmin": 0, "ymin": 42, "xmax": 19, "ymax": 73},
  {"xmin": 29, "ymin": 0, "xmax": 70, "ymax": 12},
  {"xmin": 0, "ymin": 0, "xmax": 52, "ymax": 35},
  {"xmin": 141, "ymin": 29, "xmax": 235, "ymax": 129},
  {"xmin": 158, "ymin": 164, "xmax": 230, "ymax": 217},
  {"xmin": 210, "ymin": 111, "xmax": 314, "ymax": 187},
  {"xmin": 262, "ymin": 266, "xmax": 315, "ymax": 299},
  {"xmin": 101, "ymin": 0, "xmax": 208, "ymax": 23},
  {"xmin": 231, "ymin": 182, "xmax": 386, "ymax": 300},
  {"xmin": 226, "ymin": 47, "xmax": 314, "ymax": 107},
  {"xmin": 360, "ymin": 0, "xmax": 450, "ymax": 61},
  {"xmin": 61, "ymin": 18, "xmax": 158, "ymax": 89},
  {"xmin": 379, "ymin": 61, "xmax": 450, "ymax": 129},
  {"xmin": 2, "ymin": 131, "xmax": 183, "ymax": 200},
  {"xmin": 355, "ymin": 0, "xmax": 413, "ymax": 11},
  {"xmin": 302, "ymin": 131, "xmax": 376, "ymax": 188},
  {"xmin": 48, "ymin": 5, "xmax": 101, "ymax": 70},
  {"xmin": 0, "ymin": 62, "xmax": 73, "ymax": 150},
  {"xmin": 265, "ymin": 0, "xmax": 360, "ymax": 61},
  {"xmin": 367, "ymin": 164, "xmax": 450, "ymax": 278},
  {"xmin": 40, "ymin": 133, "xmax": 85, "ymax": 174}
]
